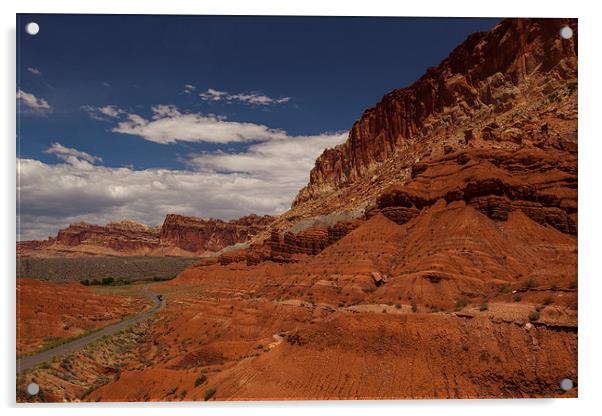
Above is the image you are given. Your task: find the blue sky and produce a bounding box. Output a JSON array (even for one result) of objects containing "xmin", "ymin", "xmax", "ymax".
[{"xmin": 16, "ymin": 14, "xmax": 499, "ymax": 240}]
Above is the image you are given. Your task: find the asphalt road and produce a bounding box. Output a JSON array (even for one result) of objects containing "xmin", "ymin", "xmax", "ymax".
[{"xmin": 17, "ymin": 285, "xmax": 163, "ymax": 374}]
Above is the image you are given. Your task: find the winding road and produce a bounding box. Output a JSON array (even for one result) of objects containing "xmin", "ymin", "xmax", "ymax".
[{"xmin": 17, "ymin": 285, "xmax": 164, "ymax": 374}]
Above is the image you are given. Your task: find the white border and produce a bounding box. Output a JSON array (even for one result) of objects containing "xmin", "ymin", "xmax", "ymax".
[{"xmin": 2, "ymin": 1, "xmax": 601, "ymax": 415}]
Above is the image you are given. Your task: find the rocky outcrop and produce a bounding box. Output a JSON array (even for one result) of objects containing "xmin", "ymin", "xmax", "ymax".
[
  {"xmin": 53, "ymin": 220, "xmax": 160, "ymax": 252},
  {"xmin": 293, "ymin": 18, "xmax": 578, "ymax": 211},
  {"xmin": 367, "ymin": 148, "xmax": 577, "ymax": 234},
  {"xmin": 218, "ymin": 219, "xmax": 362, "ymax": 265},
  {"xmin": 159, "ymin": 214, "xmax": 274, "ymax": 253}
]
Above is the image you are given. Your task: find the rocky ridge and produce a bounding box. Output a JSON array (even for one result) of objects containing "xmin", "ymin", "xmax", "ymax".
[
  {"xmin": 240, "ymin": 18, "xmax": 577, "ymax": 254},
  {"xmin": 18, "ymin": 214, "xmax": 275, "ymax": 257}
]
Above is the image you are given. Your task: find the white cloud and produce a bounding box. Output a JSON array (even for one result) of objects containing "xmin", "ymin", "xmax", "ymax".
[
  {"xmin": 81, "ymin": 105, "xmax": 125, "ymax": 121},
  {"xmin": 189, "ymin": 132, "xmax": 347, "ymax": 183},
  {"xmin": 17, "ymin": 132, "xmax": 347, "ymax": 240},
  {"xmin": 181, "ymin": 84, "xmax": 196, "ymax": 94},
  {"xmin": 27, "ymin": 67, "xmax": 42, "ymax": 75},
  {"xmin": 17, "ymin": 89, "xmax": 52, "ymax": 114},
  {"xmin": 199, "ymin": 88, "xmax": 291, "ymax": 106},
  {"xmin": 45, "ymin": 142, "xmax": 103, "ymax": 165},
  {"xmin": 112, "ymin": 105, "xmax": 288, "ymax": 144}
]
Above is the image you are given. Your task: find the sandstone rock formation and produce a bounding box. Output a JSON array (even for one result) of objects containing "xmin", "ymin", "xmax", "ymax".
[
  {"xmin": 249, "ymin": 18, "xmax": 576, "ymax": 245},
  {"xmin": 160, "ymin": 214, "xmax": 273, "ymax": 253},
  {"xmin": 18, "ymin": 214, "xmax": 274, "ymax": 257}
]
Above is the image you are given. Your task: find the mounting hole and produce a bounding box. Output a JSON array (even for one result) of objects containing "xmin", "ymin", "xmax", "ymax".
[
  {"xmin": 560, "ymin": 26, "xmax": 573, "ymax": 40},
  {"xmin": 559, "ymin": 378, "xmax": 574, "ymax": 391},
  {"xmin": 26, "ymin": 382, "xmax": 39, "ymax": 396},
  {"xmin": 25, "ymin": 22, "xmax": 40, "ymax": 36}
]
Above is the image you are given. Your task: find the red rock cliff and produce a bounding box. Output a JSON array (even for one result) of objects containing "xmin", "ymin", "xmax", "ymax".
[
  {"xmin": 159, "ymin": 214, "xmax": 275, "ymax": 253},
  {"xmin": 293, "ymin": 18, "xmax": 578, "ymax": 207}
]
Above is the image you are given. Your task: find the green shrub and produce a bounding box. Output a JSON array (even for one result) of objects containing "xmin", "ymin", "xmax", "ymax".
[
  {"xmin": 499, "ymin": 284, "xmax": 511, "ymax": 294},
  {"xmin": 167, "ymin": 386, "xmax": 178, "ymax": 395},
  {"xmin": 179, "ymin": 389, "xmax": 187, "ymax": 399},
  {"xmin": 525, "ymin": 278, "xmax": 537, "ymax": 289},
  {"xmin": 80, "ymin": 279, "xmax": 90, "ymax": 286},
  {"xmin": 529, "ymin": 310, "xmax": 540, "ymax": 322},
  {"xmin": 101, "ymin": 277, "xmax": 115, "ymax": 285},
  {"xmin": 194, "ymin": 374, "xmax": 207, "ymax": 387},
  {"xmin": 91, "ymin": 279, "xmax": 101, "ymax": 285},
  {"xmin": 411, "ymin": 302, "xmax": 417, "ymax": 313},
  {"xmin": 513, "ymin": 294, "xmax": 522, "ymax": 302},
  {"xmin": 454, "ymin": 296, "xmax": 469, "ymax": 311},
  {"xmin": 479, "ymin": 303, "xmax": 489, "ymax": 311},
  {"xmin": 204, "ymin": 387, "xmax": 216, "ymax": 401}
]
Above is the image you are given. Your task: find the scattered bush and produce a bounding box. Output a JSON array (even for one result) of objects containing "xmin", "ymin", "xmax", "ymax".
[
  {"xmin": 479, "ymin": 303, "xmax": 489, "ymax": 311},
  {"xmin": 79, "ymin": 279, "xmax": 90, "ymax": 286},
  {"xmin": 194, "ymin": 374, "xmax": 207, "ymax": 387},
  {"xmin": 525, "ymin": 278, "xmax": 537, "ymax": 289},
  {"xmin": 529, "ymin": 310, "xmax": 540, "ymax": 322},
  {"xmin": 204, "ymin": 387, "xmax": 216, "ymax": 401},
  {"xmin": 499, "ymin": 284, "xmax": 511, "ymax": 294},
  {"xmin": 513, "ymin": 294, "xmax": 522, "ymax": 302},
  {"xmin": 411, "ymin": 302, "xmax": 417, "ymax": 313},
  {"xmin": 167, "ymin": 386, "xmax": 178, "ymax": 395},
  {"xmin": 395, "ymin": 303, "xmax": 401, "ymax": 309},
  {"xmin": 454, "ymin": 296, "xmax": 469, "ymax": 311},
  {"xmin": 179, "ymin": 389, "xmax": 187, "ymax": 399},
  {"xmin": 101, "ymin": 277, "xmax": 115, "ymax": 285}
]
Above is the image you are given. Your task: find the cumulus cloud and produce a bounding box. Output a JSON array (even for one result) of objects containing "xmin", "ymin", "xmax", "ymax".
[
  {"xmin": 189, "ymin": 132, "xmax": 347, "ymax": 183},
  {"xmin": 27, "ymin": 67, "xmax": 42, "ymax": 75},
  {"xmin": 17, "ymin": 89, "xmax": 52, "ymax": 114},
  {"xmin": 112, "ymin": 105, "xmax": 288, "ymax": 144},
  {"xmin": 199, "ymin": 88, "xmax": 291, "ymax": 105},
  {"xmin": 17, "ymin": 132, "xmax": 347, "ymax": 240},
  {"xmin": 81, "ymin": 105, "xmax": 125, "ymax": 121}
]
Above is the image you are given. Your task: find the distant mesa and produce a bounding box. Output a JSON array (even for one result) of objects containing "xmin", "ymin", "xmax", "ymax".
[{"xmin": 17, "ymin": 213, "xmax": 275, "ymax": 258}]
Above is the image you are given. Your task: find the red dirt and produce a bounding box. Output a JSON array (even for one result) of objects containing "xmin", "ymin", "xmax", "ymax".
[{"xmin": 16, "ymin": 278, "xmax": 149, "ymax": 356}]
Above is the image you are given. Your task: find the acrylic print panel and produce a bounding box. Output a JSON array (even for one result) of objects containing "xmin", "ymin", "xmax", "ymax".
[{"xmin": 16, "ymin": 14, "xmax": 578, "ymax": 402}]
